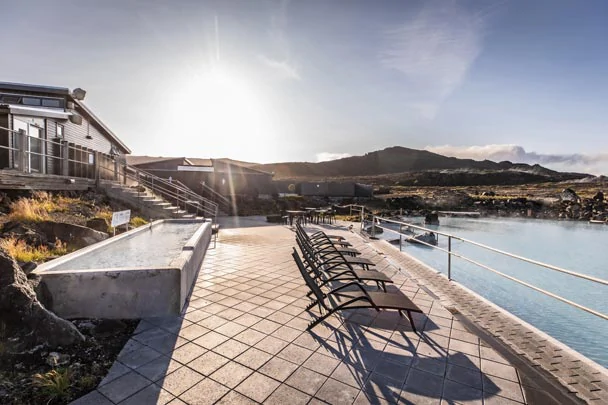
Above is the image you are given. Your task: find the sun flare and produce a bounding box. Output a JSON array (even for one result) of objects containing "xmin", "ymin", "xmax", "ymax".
[{"xmin": 171, "ymin": 67, "xmax": 274, "ymax": 156}]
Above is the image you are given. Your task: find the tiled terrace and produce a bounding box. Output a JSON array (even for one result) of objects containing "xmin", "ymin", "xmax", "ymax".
[{"xmin": 74, "ymin": 219, "xmax": 540, "ymax": 405}]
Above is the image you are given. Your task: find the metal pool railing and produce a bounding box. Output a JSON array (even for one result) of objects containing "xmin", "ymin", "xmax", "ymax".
[{"xmin": 359, "ymin": 210, "xmax": 608, "ymax": 321}]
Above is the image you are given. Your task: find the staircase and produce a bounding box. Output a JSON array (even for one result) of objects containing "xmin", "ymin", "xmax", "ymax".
[
  {"xmin": 99, "ymin": 166, "xmax": 220, "ymax": 221},
  {"xmin": 100, "ymin": 182, "xmax": 195, "ymax": 219}
]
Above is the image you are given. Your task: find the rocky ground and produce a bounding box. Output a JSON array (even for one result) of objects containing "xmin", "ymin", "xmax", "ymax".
[
  {"xmin": 0, "ymin": 319, "xmax": 137, "ymax": 405},
  {"xmin": 0, "ymin": 190, "xmax": 147, "ymax": 404}
]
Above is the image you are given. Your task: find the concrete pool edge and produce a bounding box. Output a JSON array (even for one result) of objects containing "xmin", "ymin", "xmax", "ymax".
[
  {"xmin": 370, "ymin": 237, "xmax": 608, "ymax": 403},
  {"xmin": 34, "ymin": 219, "xmax": 212, "ymax": 319}
]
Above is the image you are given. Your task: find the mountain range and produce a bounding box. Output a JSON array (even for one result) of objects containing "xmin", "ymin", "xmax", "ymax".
[{"xmin": 246, "ymin": 146, "xmax": 589, "ymax": 185}]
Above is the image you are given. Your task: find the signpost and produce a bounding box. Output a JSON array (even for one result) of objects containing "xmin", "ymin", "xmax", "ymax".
[{"xmin": 111, "ymin": 210, "xmax": 131, "ymax": 236}]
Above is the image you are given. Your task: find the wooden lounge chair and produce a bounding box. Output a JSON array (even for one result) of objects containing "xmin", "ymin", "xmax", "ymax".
[
  {"xmin": 296, "ymin": 238, "xmax": 393, "ymax": 292},
  {"xmin": 292, "ymin": 249, "xmax": 422, "ymax": 331}
]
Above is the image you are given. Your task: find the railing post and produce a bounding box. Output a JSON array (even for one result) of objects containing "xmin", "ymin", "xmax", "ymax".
[
  {"xmin": 122, "ymin": 164, "xmax": 127, "ymax": 185},
  {"xmin": 61, "ymin": 141, "xmax": 70, "ymax": 176},
  {"xmin": 94, "ymin": 151, "xmax": 100, "ymax": 185},
  {"xmin": 448, "ymin": 236, "xmax": 452, "ymax": 280},
  {"xmin": 399, "ymin": 233, "xmax": 402, "ymax": 251},
  {"xmin": 371, "ymin": 215, "xmax": 376, "ymax": 238},
  {"xmin": 16, "ymin": 130, "xmax": 27, "ymax": 172}
]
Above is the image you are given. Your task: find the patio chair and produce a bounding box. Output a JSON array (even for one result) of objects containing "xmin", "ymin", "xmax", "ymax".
[
  {"xmin": 292, "ymin": 249, "xmax": 422, "ymax": 331},
  {"xmin": 295, "ymin": 225, "xmax": 360, "ymax": 256},
  {"xmin": 297, "ymin": 239, "xmax": 393, "ymax": 292},
  {"xmin": 297, "ymin": 233, "xmax": 375, "ymax": 270},
  {"xmin": 295, "ymin": 220, "xmax": 353, "ymax": 247}
]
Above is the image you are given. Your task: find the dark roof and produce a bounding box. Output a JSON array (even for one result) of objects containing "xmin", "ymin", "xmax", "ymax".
[
  {"xmin": 186, "ymin": 157, "xmax": 213, "ymax": 167},
  {"xmin": 212, "ymin": 159, "xmax": 273, "ymax": 175},
  {"xmin": 0, "ymin": 81, "xmax": 131, "ymax": 154},
  {"xmin": 0, "ymin": 82, "xmax": 70, "ymax": 96},
  {"xmin": 126, "ymin": 156, "xmax": 184, "ymax": 166}
]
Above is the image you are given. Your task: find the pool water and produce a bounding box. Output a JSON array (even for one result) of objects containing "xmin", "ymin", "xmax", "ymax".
[
  {"xmin": 377, "ymin": 217, "xmax": 608, "ymax": 368},
  {"xmin": 50, "ymin": 222, "xmax": 202, "ymax": 270}
]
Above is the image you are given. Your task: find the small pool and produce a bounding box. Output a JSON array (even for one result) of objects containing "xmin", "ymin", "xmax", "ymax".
[
  {"xmin": 49, "ymin": 222, "xmax": 202, "ymax": 270},
  {"xmin": 35, "ymin": 219, "xmax": 212, "ymax": 319}
]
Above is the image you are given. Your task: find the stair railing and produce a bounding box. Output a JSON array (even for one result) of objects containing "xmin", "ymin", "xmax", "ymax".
[{"xmin": 122, "ymin": 165, "xmax": 219, "ymax": 222}]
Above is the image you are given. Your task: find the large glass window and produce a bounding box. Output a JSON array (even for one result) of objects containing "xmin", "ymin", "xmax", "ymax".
[
  {"xmin": 22, "ymin": 97, "xmax": 41, "ymax": 106},
  {"xmin": 42, "ymin": 98, "xmax": 62, "ymax": 108}
]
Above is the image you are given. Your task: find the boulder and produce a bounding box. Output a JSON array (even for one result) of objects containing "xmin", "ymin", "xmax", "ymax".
[
  {"xmin": 560, "ymin": 188, "xmax": 579, "ymax": 202},
  {"xmin": 0, "ymin": 247, "xmax": 84, "ymax": 349},
  {"xmin": 424, "ymin": 212, "xmax": 440, "ymax": 225},
  {"xmin": 37, "ymin": 221, "xmax": 108, "ymax": 250},
  {"xmin": 86, "ymin": 217, "xmax": 110, "ymax": 233},
  {"xmin": 593, "ymin": 191, "xmax": 604, "ymax": 202}
]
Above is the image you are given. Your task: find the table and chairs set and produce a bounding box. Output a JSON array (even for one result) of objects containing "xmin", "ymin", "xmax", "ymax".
[{"xmin": 284, "ymin": 207, "xmax": 336, "ymax": 226}]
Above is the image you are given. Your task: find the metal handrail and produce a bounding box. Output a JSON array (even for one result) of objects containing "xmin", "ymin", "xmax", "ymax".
[
  {"xmin": 123, "ymin": 165, "xmax": 219, "ymax": 221},
  {"xmin": 364, "ymin": 214, "xmax": 608, "ymax": 321},
  {"xmin": 201, "ymin": 181, "xmax": 231, "ymax": 207}
]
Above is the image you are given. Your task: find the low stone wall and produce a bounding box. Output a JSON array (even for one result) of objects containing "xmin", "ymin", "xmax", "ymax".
[{"xmin": 34, "ymin": 220, "xmax": 212, "ymax": 319}]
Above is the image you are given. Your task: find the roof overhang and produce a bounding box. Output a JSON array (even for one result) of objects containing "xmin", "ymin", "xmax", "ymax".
[
  {"xmin": 0, "ymin": 104, "xmax": 72, "ymax": 120},
  {"xmin": 72, "ymin": 99, "xmax": 131, "ymax": 154}
]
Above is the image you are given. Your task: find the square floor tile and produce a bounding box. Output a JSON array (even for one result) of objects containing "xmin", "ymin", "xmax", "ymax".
[
  {"xmin": 180, "ymin": 378, "xmax": 230, "ymax": 405},
  {"xmin": 235, "ymin": 372, "xmax": 281, "ymax": 403}
]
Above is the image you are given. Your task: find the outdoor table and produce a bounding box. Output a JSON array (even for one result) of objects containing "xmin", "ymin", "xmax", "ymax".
[{"xmin": 286, "ymin": 210, "xmax": 308, "ymax": 226}]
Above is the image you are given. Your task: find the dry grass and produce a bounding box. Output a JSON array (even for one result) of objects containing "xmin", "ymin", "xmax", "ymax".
[
  {"xmin": 5, "ymin": 193, "xmax": 81, "ymax": 222},
  {"xmin": 129, "ymin": 216, "xmax": 148, "ymax": 227},
  {"xmin": 32, "ymin": 368, "xmax": 71, "ymax": 402},
  {"xmin": 7, "ymin": 199, "xmax": 51, "ymax": 222},
  {"xmin": 0, "ymin": 237, "xmax": 67, "ymax": 263}
]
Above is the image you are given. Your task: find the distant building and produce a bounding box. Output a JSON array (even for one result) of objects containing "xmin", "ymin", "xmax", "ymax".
[
  {"xmin": 126, "ymin": 156, "xmax": 274, "ymax": 197},
  {"xmin": 298, "ymin": 181, "xmax": 373, "ymax": 198},
  {"xmin": 0, "ymin": 82, "xmax": 130, "ymax": 187}
]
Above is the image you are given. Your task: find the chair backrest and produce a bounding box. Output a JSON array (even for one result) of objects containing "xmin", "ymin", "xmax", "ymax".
[{"xmin": 292, "ymin": 248, "xmax": 328, "ymax": 309}]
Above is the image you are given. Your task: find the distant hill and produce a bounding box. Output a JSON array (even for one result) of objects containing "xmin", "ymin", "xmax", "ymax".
[{"xmin": 251, "ymin": 146, "xmax": 589, "ymax": 184}]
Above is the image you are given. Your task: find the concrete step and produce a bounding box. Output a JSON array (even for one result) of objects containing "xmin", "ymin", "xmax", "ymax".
[
  {"xmin": 163, "ymin": 206, "xmax": 179, "ymax": 212},
  {"xmin": 181, "ymin": 214, "xmax": 196, "ymax": 219}
]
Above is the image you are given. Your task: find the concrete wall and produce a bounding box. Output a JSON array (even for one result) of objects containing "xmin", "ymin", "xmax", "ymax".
[{"xmin": 35, "ymin": 220, "xmax": 212, "ymax": 319}]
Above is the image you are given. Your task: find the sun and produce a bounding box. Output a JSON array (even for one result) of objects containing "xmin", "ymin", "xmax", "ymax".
[{"xmin": 171, "ymin": 67, "xmax": 274, "ymax": 158}]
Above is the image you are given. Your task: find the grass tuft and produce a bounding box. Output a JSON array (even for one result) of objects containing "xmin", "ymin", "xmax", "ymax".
[
  {"xmin": 7, "ymin": 199, "xmax": 50, "ymax": 222},
  {"xmin": 32, "ymin": 368, "xmax": 71, "ymax": 402},
  {"xmin": 0, "ymin": 237, "xmax": 67, "ymax": 263},
  {"xmin": 129, "ymin": 216, "xmax": 148, "ymax": 227}
]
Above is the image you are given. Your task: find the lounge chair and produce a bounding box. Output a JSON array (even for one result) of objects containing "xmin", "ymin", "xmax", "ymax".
[
  {"xmin": 297, "ymin": 232, "xmax": 375, "ymax": 270},
  {"xmin": 295, "ymin": 220, "xmax": 353, "ymax": 247},
  {"xmin": 292, "ymin": 249, "xmax": 422, "ymax": 331},
  {"xmin": 295, "ymin": 225, "xmax": 360, "ymax": 256},
  {"xmin": 296, "ymin": 237, "xmax": 393, "ymax": 292}
]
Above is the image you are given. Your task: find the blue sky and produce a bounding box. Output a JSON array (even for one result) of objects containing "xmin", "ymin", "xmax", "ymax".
[{"xmin": 1, "ymin": 0, "xmax": 607, "ymax": 173}]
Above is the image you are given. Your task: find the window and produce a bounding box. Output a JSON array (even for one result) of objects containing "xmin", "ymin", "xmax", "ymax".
[
  {"xmin": 22, "ymin": 97, "xmax": 41, "ymax": 106},
  {"xmin": 88, "ymin": 153, "xmax": 95, "ymax": 165},
  {"xmin": 42, "ymin": 98, "xmax": 62, "ymax": 108},
  {"xmin": 56, "ymin": 123, "xmax": 64, "ymax": 138}
]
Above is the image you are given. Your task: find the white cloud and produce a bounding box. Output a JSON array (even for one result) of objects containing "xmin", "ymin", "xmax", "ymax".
[
  {"xmin": 316, "ymin": 152, "xmax": 352, "ymax": 162},
  {"xmin": 425, "ymin": 144, "xmax": 608, "ymax": 175},
  {"xmin": 380, "ymin": 1, "xmax": 487, "ymax": 119},
  {"xmin": 258, "ymin": 55, "xmax": 300, "ymax": 80}
]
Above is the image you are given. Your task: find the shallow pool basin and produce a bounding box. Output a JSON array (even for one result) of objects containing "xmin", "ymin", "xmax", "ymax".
[{"xmin": 34, "ymin": 219, "xmax": 212, "ymax": 319}]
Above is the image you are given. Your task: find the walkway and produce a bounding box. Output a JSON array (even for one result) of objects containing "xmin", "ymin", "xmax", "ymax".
[{"xmin": 72, "ymin": 219, "xmax": 580, "ymax": 404}]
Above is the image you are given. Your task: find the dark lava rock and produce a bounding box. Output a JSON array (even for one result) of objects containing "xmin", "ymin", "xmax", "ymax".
[
  {"xmin": 0, "ymin": 247, "xmax": 84, "ymax": 349},
  {"xmin": 85, "ymin": 217, "xmax": 109, "ymax": 233},
  {"xmin": 560, "ymin": 188, "xmax": 579, "ymax": 202},
  {"xmin": 593, "ymin": 191, "xmax": 604, "ymax": 202}
]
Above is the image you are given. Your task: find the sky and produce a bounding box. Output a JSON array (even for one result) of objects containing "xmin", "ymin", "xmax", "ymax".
[{"xmin": 1, "ymin": 0, "xmax": 607, "ymax": 174}]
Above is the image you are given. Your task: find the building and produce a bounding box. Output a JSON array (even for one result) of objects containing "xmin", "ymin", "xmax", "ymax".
[
  {"xmin": 126, "ymin": 156, "xmax": 275, "ymax": 198},
  {"xmin": 0, "ymin": 82, "xmax": 130, "ymax": 189},
  {"xmin": 298, "ymin": 181, "xmax": 373, "ymax": 198}
]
